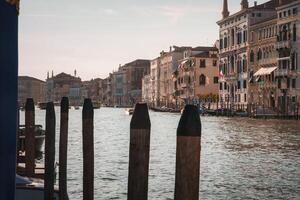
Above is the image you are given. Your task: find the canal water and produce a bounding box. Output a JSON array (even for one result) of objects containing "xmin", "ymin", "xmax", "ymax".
[{"xmin": 20, "ymin": 107, "xmax": 300, "ymax": 199}]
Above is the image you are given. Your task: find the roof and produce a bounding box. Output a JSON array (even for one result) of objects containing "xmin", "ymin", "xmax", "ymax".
[
  {"xmin": 192, "ymin": 46, "xmax": 218, "ymax": 51},
  {"xmin": 18, "ymin": 76, "xmax": 45, "ymax": 83}
]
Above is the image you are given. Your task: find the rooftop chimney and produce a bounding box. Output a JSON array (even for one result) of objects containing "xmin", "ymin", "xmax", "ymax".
[{"xmin": 254, "ymin": 1, "xmax": 257, "ymax": 7}]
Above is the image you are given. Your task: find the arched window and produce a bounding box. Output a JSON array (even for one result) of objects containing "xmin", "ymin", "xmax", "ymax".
[
  {"xmin": 199, "ymin": 74, "xmax": 206, "ymax": 86},
  {"xmin": 250, "ymin": 50, "xmax": 254, "ymax": 62},
  {"xmin": 257, "ymin": 49, "xmax": 262, "ymax": 60}
]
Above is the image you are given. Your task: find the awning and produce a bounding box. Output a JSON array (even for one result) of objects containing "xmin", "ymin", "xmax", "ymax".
[{"xmin": 254, "ymin": 67, "xmax": 277, "ymax": 76}]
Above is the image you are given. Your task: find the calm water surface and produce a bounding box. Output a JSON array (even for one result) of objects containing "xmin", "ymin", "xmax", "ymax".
[{"xmin": 20, "ymin": 107, "xmax": 300, "ymax": 199}]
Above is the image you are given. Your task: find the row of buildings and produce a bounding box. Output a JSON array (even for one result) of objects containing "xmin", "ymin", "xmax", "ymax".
[
  {"xmin": 141, "ymin": 0, "xmax": 300, "ymax": 114},
  {"xmin": 19, "ymin": 0, "xmax": 300, "ymax": 114}
]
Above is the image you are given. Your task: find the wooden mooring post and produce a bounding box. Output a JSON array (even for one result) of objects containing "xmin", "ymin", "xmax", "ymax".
[
  {"xmin": 127, "ymin": 103, "xmax": 151, "ymax": 200},
  {"xmin": 82, "ymin": 99, "xmax": 94, "ymax": 200},
  {"xmin": 174, "ymin": 105, "xmax": 201, "ymax": 200},
  {"xmin": 59, "ymin": 97, "xmax": 69, "ymax": 200},
  {"xmin": 44, "ymin": 102, "xmax": 56, "ymax": 200},
  {"xmin": 25, "ymin": 98, "xmax": 35, "ymax": 177}
]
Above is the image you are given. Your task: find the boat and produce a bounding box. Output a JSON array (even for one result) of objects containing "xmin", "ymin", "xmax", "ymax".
[
  {"xmin": 74, "ymin": 105, "xmax": 80, "ymax": 110},
  {"xmin": 93, "ymin": 101, "xmax": 101, "ymax": 109},
  {"xmin": 125, "ymin": 108, "xmax": 134, "ymax": 115},
  {"xmin": 16, "ymin": 174, "xmax": 60, "ymax": 200},
  {"xmin": 18, "ymin": 125, "xmax": 45, "ymax": 159},
  {"xmin": 38, "ymin": 102, "xmax": 47, "ymax": 110}
]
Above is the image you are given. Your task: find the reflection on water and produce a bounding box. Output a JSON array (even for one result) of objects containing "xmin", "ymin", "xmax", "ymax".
[{"xmin": 20, "ymin": 107, "xmax": 300, "ymax": 199}]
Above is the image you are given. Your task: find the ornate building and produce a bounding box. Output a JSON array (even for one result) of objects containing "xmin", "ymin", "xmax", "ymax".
[
  {"xmin": 276, "ymin": 0, "xmax": 300, "ymax": 114},
  {"xmin": 217, "ymin": 0, "xmax": 280, "ymax": 108},
  {"xmin": 249, "ymin": 16, "xmax": 278, "ymax": 112}
]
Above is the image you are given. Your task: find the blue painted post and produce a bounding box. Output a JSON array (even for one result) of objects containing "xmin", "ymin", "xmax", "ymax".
[{"xmin": 0, "ymin": 0, "xmax": 19, "ymax": 199}]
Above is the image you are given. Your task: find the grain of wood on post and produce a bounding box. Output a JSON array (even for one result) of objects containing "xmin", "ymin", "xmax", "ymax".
[
  {"xmin": 25, "ymin": 98, "xmax": 35, "ymax": 177},
  {"xmin": 174, "ymin": 105, "xmax": 201, "ymax": 200},
  {"xmin": 128, "ymin": 103, "xmax": 151, "ymax": 200},
  {"xmin": 82, "ymin": 98, "xmax": 94, "ymax": 200},
  {"xmin": 44, "ymin": 102, "xmax": 56, "ymax": 200},
  {"xmin": 59, "ymin": 97, "xmax": 69, "ymax": 200}
]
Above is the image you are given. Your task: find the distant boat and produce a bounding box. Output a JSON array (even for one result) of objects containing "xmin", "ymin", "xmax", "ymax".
[
  {"xmin": 125, "ymin": 108, "xmax": 134, "ymax": 115},
  {"xmin": 18, "ymin": 125, "xmax": 45, "ymax": 159},
  {"xmin": 93, "ymin": 101, "xmax": 101, "ymax": 109},
  {"xmin": 74, "ymin": 105, "xmax": 80, "ymax": 110},
  {"xmin": 38, "ymin": 102, "xmax": 47, "ymax": 110}
]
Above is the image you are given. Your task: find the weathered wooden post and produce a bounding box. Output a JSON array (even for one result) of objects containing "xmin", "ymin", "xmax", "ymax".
[
  {"xmin": 0, "ymin": 1, "xmax": 18, "ymax": 199},
  {"xmin": 127, "ymin": 103, "xmax": 151, "ymax": 200},
  {"xmin": 44, "ymin": 102, "xmax": 56, "ymax": 200},
  {"xmin": 82, "ymin": 99, "xmax": 94, "ymax": 200},
  {"xmin": 25, "ymin": 98, "xmax": 35, "ymax": 177},
  {"xmin": 174, "ymin": 105, "xmax": 201, "ymax": 200},
  {"xmin": 59, "ymin": 97, "xmax": 69, "ymax": 200}
]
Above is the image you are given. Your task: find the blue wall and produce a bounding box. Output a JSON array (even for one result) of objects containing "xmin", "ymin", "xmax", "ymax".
[{"xmin": 0, "ymin": 0, "xmax": 18, "ymax": 199}]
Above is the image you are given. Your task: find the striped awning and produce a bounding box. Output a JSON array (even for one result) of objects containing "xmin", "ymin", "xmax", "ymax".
[{"xmin": 254, "ymin": 67, "xmax": 277, "ymax": 76}]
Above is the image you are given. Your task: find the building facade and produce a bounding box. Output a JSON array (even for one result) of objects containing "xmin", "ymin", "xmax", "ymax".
[
  {"xmin": 18, "ymin": 76, "xmax": 46, "ymax": 105},
  {"xmin": 249, "ymin": 17, "xmax": 278, "ymax": 111},
  {"xmin": 174, "ymin": 47, "xmax": 219, "ymax": 107},
  {"xmin": 276, "ymin": 0, "xmax": 300, "ymax": 114},
  {"xmin": 46, "ymin": 72, "xmax": 82, "ymax": 105},
  {"xmin": 218, "ymin": 0, "xmax": 280, "ymax": 109}
]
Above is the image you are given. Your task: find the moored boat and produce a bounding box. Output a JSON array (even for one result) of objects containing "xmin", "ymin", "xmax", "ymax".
[
  {"xmin": 18, "ymin": 125, "xmax": 45, "ymax": 159},
  {"xmin": 37, "ymin": 102, "xmax": 47, "ymax": 110},
  {"xmin": 125, "ymin": 108, "xmax": 134, "ymax": 115}
]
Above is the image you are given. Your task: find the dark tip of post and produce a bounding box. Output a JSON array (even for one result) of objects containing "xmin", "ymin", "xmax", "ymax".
[
  {"xmin": 177, "ymin": 105, "xmax": 201, "ymax": 137},
  {"xmin": 83, "ymin": 98, "xmax": 94, "ymax": 119},
  {"xmin": 25, "ymin": 98, "xmax": 34, "ymax": 111},
  {"xmin": 46, "ymin": 102, "xmax": 55, "ymax": 115},
  {"xmin": 61, "ymin": 97, "xmax": 69, "ymax": 113},
  {"xmin": 130, "ymin": 103, "xmax": 151, "ymax": 129}
]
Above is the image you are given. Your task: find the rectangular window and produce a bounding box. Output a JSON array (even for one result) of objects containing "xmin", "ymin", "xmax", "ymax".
[
  {"xmin": 224, "ymin": 82, "xmax": 227, "ymax": 90},
  {"xmin": 214, "ymin": 77, "xmax": 219, "ymax": 84},
  {"xmin": 200, "ymin": 59, "xmax": 206, "ymax": 68},
  {"xmin": 292, "ymin": 79, "xmax": 296, "ymax": 88},
  {"xmin": 278, "ymin": 79, "xmax": 281, "ymax": 89},
  {"xmin": 213, "ymin": 60, "xmax": 217, "ymax": 66},
  {"xmin": 243, "ymin": 80, "xmax": 247, "ymax": 89},
  {"xmin": 219, "ymin": 82, "xmax": 223, "ymax": 90},
  {"xmin": 293, "ymin": 8, "xmax": 297, "ymax": 15},
  {"xmin": 244, "ymin": 94, "xmax": 247, "ymax": 102},
  {"xmin": 237, "ymin": 81, "xmax": 241, "ymax": 89}
]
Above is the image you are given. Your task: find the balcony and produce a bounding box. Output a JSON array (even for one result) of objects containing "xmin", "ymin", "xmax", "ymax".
[
  {"xmin": 276, "ymin": 40, "xmax": 291, "ymax": 49},
  {"xmin": 275, "ymin": 68, "xmax": 288, "ymax": 77},
  {"xmin": 224, "ymin": 73, "xmax": 237, "ymax": 81}
]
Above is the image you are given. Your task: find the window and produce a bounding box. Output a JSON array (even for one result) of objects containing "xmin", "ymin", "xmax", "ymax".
[
  {"xmin": 278, "ymin": 78, "xmax": 281, "ymax": 89},
  {"xmin": 257, "ymin": 13, "xmax": 261, "ymax": 17},
  {"xmin": 219, "ymin": 82, "xmax": 223, "ymax": 90},
  {"xmin": 257, "ymin": 49, "xmax": 262, "ymax": 60},
  {"xmin": 292, "ymin": 79, "xmax": 296, "ymax": 88},
  {"xmin": 224, "ymin": 82, "xmax": 227, "ymax": 90},
  {"xmin": 293, "ymin": 8, "xmax": 297, "ymax": 15},
  {"xmin": 200, "ymin": 59, "xmax": 206, "ymax": 68},
  {"xmin": 243, "ymin": 80, "xmax": 247, "ymax": 89},
  {"xmin": 250, "ymin": 50, "xmax": 254, "ymax": 62},
  {"xmin": 244, "ymin": 94, "xmax": 247, "ymax": 102},
  {"xmin": 199, "ymin": 74, "xmax": 206, "ymax": 85},
  {"xmin": 237, "ymin": 81, "xmax": 241, "ymax": 89},
  {"xmin": 243, "ymin": 59, "xmax": 247, "ymax": 72},
  {"xmin": 213, "ymin": 60, "xmax": 217, "ymax": 66},
  {"xmin": 214, "ymin": 77, "xmax": 219, "ymax": 84},
  {"xmin": 243, "ymin": 30, "xmax": 247, "ymax": 43},
  {"xmin": 220, "ymin": 39, "xmax": 223, "ymax": 49},
  {"xmin": 287, "ymin": 78, "xmax": 290, "ymax": 88},
  {"xmin": 288, "ymin": 9, "xmax": 291, "ymax": 16},
  {"xmin": 279, "ymin": 12, "xmax": 282, "ymax": 18}
]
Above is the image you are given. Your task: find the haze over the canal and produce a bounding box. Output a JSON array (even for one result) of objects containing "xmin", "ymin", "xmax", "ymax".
[{"xmin": 19, "ymin": 0, "xmax": 270, "ymax": 80}]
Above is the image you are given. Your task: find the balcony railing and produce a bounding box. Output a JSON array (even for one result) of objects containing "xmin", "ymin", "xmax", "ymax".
[
  {"xmin": 276, "ymin": 40, "xmax": 291, "ymax": 49},
  {"xmin": 224, "ymin": 73, "xmax": 237, "ymax": 81}
]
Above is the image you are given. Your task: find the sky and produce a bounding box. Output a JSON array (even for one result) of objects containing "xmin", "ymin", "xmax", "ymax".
[{"xmin": 19, "ymin": 0, "xmax": 269, "ymax": 81}]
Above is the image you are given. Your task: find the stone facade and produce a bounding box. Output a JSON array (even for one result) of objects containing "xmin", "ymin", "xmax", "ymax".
[
  {"xmin": 46, "ymin": 72, "xmax": 82, "ymax": 105},
  {"xmin": 18, "ymin": 76, "xmax": 46, "ymax": 105},
  {"xmin": 174, "ymin": 47, "xmax": 219, "ymax": 107},
  {"xmin": 218, "ymin": 0, "xmax": 280, "ymax": 108},
  {"xmin": 276, "ymin": 0, "xmax": 300, "ymax": 114},
  {"xmin": 249, "ymin": 17, "xmax": 278, "ymax": 111}
]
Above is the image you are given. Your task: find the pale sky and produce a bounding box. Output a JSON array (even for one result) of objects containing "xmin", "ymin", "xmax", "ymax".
[{"xmin": 19, "ymin": 0, "xmax": 269, "ymax": 81}]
